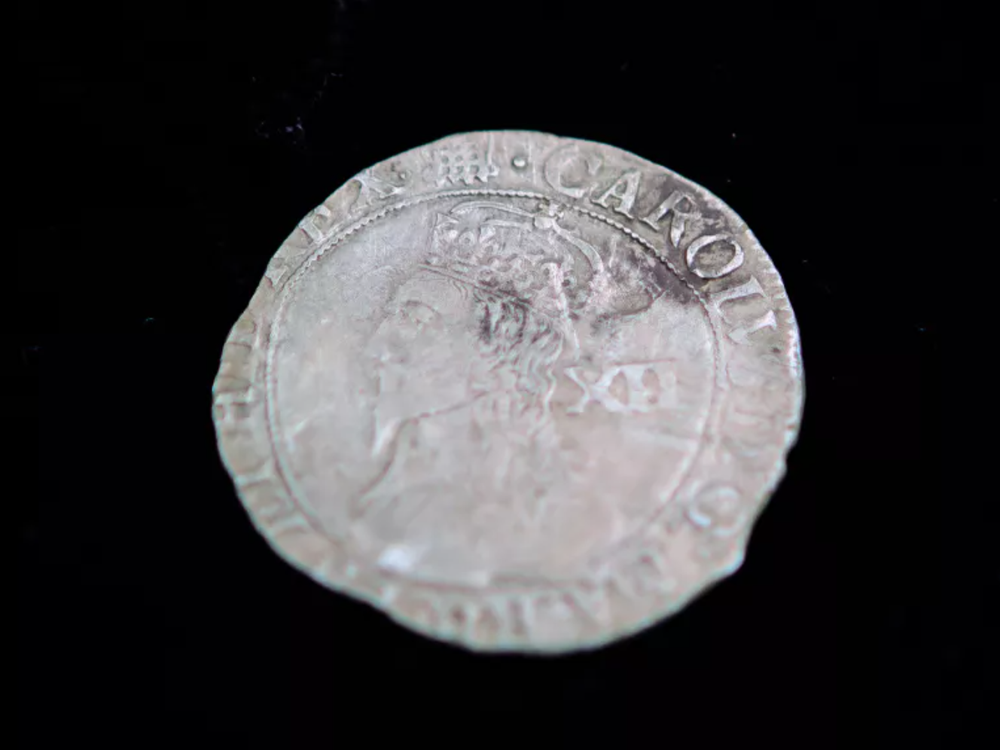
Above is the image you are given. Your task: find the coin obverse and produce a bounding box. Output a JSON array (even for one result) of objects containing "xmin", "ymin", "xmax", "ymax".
[{"xmin": 212, "ymin": 131, "xmax": 804, "ymax": 653}]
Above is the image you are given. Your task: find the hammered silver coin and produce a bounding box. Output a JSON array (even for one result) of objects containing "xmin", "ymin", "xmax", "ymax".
[{"xmin": 212, "ymin": 130, "xmax": 804, "ymax": 653}]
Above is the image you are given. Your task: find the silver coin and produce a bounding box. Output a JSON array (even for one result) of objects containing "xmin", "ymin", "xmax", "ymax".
[{"xmin": 212, "ymin": 131, "xmax": 804, "ymax": 653}]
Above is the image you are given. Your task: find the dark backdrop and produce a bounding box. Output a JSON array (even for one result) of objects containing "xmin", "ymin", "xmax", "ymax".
[{"xmin": 19, "ymin": 1, "xmax": 991, "ymax": 748}]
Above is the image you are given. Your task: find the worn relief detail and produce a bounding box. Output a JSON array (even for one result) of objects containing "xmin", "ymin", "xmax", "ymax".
[
  {"xmin": 564, "ymin": 362, "xmax": 678, "ymax": 415},
  {"xmin": 212, "ymin": 131, "xmax": 804, "ymax": 653},
  {"xmin": 432, "ymin": 134, "xmax": 499, "ymax": 187}
]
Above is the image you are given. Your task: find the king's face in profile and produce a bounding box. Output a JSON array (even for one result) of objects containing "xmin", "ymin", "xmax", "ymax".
[
  {"xmin": 365, "ymin": 271, "xmax": 483, "ymax": 457},
  {"xmin": 353, "ymin": 234, "xmax": 575, "ymax": 584}
]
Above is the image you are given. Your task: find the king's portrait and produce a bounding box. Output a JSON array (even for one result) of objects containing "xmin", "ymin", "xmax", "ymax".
[{"xmin": 346, "ymin": 199, "xmax": 693, "ymax": 586}]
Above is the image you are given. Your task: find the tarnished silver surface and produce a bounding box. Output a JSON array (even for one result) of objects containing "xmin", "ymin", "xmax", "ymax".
[{"xmin": 212, "ymin": 131, "xmax": 804, "ymax": 652}]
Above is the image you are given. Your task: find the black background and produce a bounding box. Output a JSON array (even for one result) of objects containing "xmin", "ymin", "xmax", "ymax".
[{"xmin": 19, "ymin": 1, "xmax": 992, "ymax": 747}]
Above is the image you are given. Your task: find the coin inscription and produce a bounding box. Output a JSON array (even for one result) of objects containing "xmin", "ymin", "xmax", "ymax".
[{"xmin": 212, "ymin": 131, "xmax": 804, "ymax": 652}]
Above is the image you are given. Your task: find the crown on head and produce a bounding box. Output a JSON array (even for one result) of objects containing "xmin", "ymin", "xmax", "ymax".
[{"xmin": 422, "ymin": 201, "xmax": 599, "ymax": 322}]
